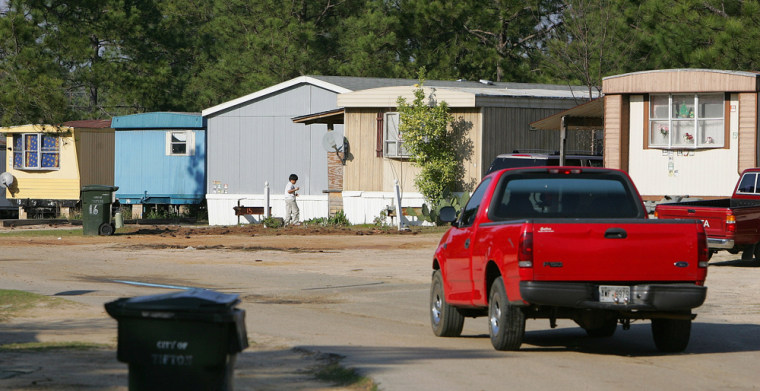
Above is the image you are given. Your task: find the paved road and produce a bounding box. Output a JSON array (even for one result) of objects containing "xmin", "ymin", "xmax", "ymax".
[{"xmin": 1, "ymin": 233, "xmax": 759, "ymax": 390}]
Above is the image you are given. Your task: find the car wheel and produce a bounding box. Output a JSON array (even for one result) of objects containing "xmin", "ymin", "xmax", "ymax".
[
  {"xmin": 430, "ymin": 270, "xmax": 464, "ymax": 337},
  {"xmin": 488, "ymin": 276, "xmax": 525, "ymax": 351},
  {"xmin": 651, "ymin": 317, "xmax": 691, "ymax": 352}
]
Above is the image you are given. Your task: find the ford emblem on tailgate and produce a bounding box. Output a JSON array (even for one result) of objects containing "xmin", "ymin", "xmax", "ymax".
[{"xmin": 674, "ymin": 261, "xmax": 689, "ymax": 268}]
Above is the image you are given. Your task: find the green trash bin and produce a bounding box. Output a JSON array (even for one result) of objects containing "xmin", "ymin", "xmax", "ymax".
[
  {"xmin": 105, "ymin": 289, "xmax": 249, "ymax": 391},
  {"xmin": 81, "ymin": 185, "xmax": 119, "ymax": 236}
]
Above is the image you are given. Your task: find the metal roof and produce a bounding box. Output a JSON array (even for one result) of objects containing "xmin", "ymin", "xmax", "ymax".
[
  {"xmin": 0, "ymin": 120, "xmax": 112, "ymax": 133},
  {"xmin": 111, "ymin": 112, "xmax": 204, "ymax": 129},
  {"xmin": 61, "ymin": 119, "xmax": 112, "ymax": 128},
  {"xmin": 337, "ymin": 84, "xmax": 594, "ymax": 108},
  {"xmin": 202, "ymin": 75, "xmax": 593, "ymax": 116},
  {"xmin": 308, "ymin": 75, "xmax": 587, "ymax": 92},
  {"xmin": 291, "ymin": 108, "xmax": 344, "ymax": 125},
  {"xmin": 602, "ymin": 68, "xmax": 760, "ymax": 81},
  {"xmin": 0, "ymin": 124, "xmax": 73, "ymax": 133}
]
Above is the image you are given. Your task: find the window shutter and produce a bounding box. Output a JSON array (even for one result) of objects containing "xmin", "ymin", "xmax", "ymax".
[{"xmin": 376, "ymin": 112, "xmax": 383, "ymax": 157}]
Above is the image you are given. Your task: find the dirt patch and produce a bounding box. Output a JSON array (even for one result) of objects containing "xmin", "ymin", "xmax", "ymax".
[
  {"xmin": 243, "ymin": 294, "xmax": 342, "ymax": 305},
  {"xmin": 0, "ymin": 224, "xmax": 438, "ymax": 390},
  {"xmin": 127, "ymin": 224, "xmax": 420, "ymax": 237}
]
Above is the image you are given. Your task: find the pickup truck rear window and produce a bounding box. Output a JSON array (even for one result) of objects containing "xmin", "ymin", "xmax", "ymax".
[
  {"xmin": 489, "ymin": 173, "xmax": 641, "ymax": 219},
  {"xmin": 736, "ymin": 172, "xmax": 759, "ymax": 194}
]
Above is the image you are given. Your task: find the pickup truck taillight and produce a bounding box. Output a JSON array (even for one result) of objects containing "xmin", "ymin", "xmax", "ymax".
[
  {"xmin": 697, "ymin": 225, "xmax": 709, "ymax": 268},
  {"xmin": 726, "ymin": 213, "xmax": 736, "ymax": 233},
  {"xmin": 518, "ymin": 230, "xmax": 533, "ymax": 268}
]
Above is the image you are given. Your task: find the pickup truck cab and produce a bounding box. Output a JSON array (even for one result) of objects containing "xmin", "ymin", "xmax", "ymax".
[
  {"xmin": 431, "ymin": 167, "xmax": 708, "ymax": 352},
  {"xmin": 654, "ymin": 168, "xmax": 760, "ymax": 262},
  {"xmin": 486, "ymin": 152, "xmax": 603, "ymax": 175}
]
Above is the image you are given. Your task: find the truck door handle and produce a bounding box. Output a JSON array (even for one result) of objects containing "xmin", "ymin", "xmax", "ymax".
[
  {"xmin": 604, "ymin": 228, "xmax": 627, "ymax": 239},
  {"xmin": 687, "ymin": 209, "xmax": 696, "ymax": 213},
  {"xmin": 465, "ymin": 238, "xmax": 470, "ymax": 248}
]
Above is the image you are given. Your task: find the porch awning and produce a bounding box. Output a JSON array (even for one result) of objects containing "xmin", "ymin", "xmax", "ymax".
[
  {"xmin": 292, "ymin": 108, "xmax": 344, "ymax": 125},
  {"xmin": 530, "ymin": 98, "xmax": 603, "ymax": 131}
]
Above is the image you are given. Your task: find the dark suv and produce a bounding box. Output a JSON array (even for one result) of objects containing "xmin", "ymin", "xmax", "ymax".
[{"xmin": 486, "ymin": 153, "xmax": 603, "ymax": 174}]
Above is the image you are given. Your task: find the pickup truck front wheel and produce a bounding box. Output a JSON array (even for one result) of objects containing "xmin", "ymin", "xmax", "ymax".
[
  {"xmin": 430, "ymin": 270, "xmax": 464, "ymax": 337},
  {"xmin": 489, "ymin": 277, "xmax": 525, "ymax": 351},
  {"xmin": 651, "ymin": 317, "xmax": 691, "ymax": 352}
]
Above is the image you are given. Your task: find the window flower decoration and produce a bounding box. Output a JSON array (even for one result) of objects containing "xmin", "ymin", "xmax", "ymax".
[
  {"xmin": 684, "ymin": 132, "xmax": 694, "ymax": 142},
  {"xmin": 658, "ymin": 124, "xmax": 669, "ymax": 136},
  {"xmin": 706, "ymin": 136, "xmax": 714, "ymax": 144}
]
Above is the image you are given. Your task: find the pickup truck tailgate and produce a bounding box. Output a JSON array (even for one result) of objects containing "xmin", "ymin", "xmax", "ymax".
[
  {"xmin": 655, "ymin": 204, "xmax": 727, "ymax": 238},
  {"xmin": 532, "ymin": 220, "xmax": 702, "ymax": 281}
]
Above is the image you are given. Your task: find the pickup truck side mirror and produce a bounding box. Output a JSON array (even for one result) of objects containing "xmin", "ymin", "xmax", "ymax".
[{"xmin": 439, "ymin": 206, "xmax": 458, "ymax": 225}]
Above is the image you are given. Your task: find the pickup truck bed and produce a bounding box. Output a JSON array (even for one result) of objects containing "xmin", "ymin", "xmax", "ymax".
[
  {"xmin": 431, "ymin": 167, "xmax": 708, "ymax": 353},
  {"xmin": 655, "ymin": 168, "xmax": 760, "ymax": 261}
]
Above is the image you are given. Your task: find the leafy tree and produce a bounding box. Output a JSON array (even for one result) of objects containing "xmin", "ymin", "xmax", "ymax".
[
  {"xmin": 399, "ymin": 0, "xmax": 564, "ymax": 82},
  {"xmin": 327, "ymin": 0, "xmax": 408, "ymax": 77},
  {"xmin": 0, "ymin": 1, "xmax": 70, "ymax": 125},
  {"xmin": 396, "ymin": 69, "xmax": 464, "ymax": 205},
  {"xmin": 187, "ymin": 0, "xmax": 374, "ymax": 108},
  {"xmin": 542, "ymin": 0, "xmax": 637, "ymax": 96},
  {"xmin": 634, "ymin": 0, "xmax": 760, "ymax": 72}
]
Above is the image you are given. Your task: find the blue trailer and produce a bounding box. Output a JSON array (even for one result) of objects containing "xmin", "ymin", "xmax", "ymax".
[{"xmin": 111, "ymin": 112, "xmax": 206, "ymax": 218}]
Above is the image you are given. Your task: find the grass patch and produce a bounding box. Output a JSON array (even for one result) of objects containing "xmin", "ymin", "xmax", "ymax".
[
  {"xmin": 313, "ymin": 360, "xmax": 378, "ymax": 391},
  {"xmin": 0, "ymin": 228, "xmax": 83, "ymax": 237},
  {"xmin": 0, "ymin": 341, "xmax": 109, "ymax": 352},
  {"xmin": 0, "ymin": 290, "xmax": 68, "ymax": 321}
]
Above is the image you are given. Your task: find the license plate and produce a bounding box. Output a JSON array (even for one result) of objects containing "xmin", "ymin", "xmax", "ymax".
[{"xmin": 599, "ymin": 285, "xmax": 630, "ymax": 304}]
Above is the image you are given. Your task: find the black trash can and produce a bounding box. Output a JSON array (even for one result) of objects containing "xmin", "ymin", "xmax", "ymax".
[{"xmin": 105, "ymin": 289, "xmax": 249, "ymax": 391}]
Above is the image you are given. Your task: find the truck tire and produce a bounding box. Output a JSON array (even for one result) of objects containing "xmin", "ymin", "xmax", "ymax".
[
  {"xmin": 651, "ymin": 317, "xmax": 691, "ymax": 352},
  {"xmin": 488, "ymin": 277, "xmax": 525, "ymax": 351},
  {"xmin": 430, "ymin": 270, "xmax": 464, "ymax": 337},
  {"xmin": 753, "ymin": 242, "xmax": 760, "ymax": 265}
]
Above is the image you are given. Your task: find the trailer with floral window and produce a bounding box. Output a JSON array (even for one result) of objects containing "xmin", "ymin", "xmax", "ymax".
[{"xmin": 0, "ymin": 120, "xmax": 114, "ymax": 219}]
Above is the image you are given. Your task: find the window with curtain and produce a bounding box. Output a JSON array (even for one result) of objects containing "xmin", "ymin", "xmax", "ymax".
[
  {"xmin": 13, "ymin": 133, "xmax": 60, "ymax": 170},
  {"xmin": 649, "ymin": 93, "xmax": 724, "ymax": 149}
]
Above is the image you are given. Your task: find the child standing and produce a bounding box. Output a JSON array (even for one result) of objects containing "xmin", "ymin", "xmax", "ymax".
[{"xmin": 284, "ymin": 174, "xmax": 300, "ymax": 225}]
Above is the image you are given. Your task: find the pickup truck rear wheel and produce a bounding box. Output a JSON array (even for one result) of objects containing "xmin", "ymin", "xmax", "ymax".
[
  {"xmin": 488, "ymin": 277, "xmax": 525, "ymax": 351},
  {"xmin": 753, "ymin": 243, "xmax": 760, "ymax": 264},
  {"xmin": 651, "ymin": 317, "xmax": 691, "ymax": 352},
  {"xmin": 430, "ymin": 270, "xmax": 464, "ymax": 337}
]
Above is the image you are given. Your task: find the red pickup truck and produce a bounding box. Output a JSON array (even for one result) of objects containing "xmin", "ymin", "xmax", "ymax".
[
  {"xmin": 431, "ymin": 167, "xmax": 708, "ymax": 352},
  {"xmin": 654, "ymin": 168, "xmax": 760, "ymax": 262}
]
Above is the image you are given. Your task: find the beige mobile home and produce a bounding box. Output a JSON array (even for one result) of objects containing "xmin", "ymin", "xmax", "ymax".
[
  {"xmin": 602, "ymin": 69, "xmax": 759, "ymax": 200},
  {"xmin": 336, "ymin": 83, "xmax": 594, "ymax": 223}
]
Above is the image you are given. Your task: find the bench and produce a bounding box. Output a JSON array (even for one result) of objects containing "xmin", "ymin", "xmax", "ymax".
[{"xmin": 233, "ymin": 206, "xmax": 272, "ymax": 216}]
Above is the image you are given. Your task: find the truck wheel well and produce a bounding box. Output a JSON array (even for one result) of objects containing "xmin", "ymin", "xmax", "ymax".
[
  {"xmin": 485, "ymin": 261, "xmax": 501, "ymax": 297},
  {"xmin": 433, "ymin": 259, "xmax": 440, "ymax": 271}
]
